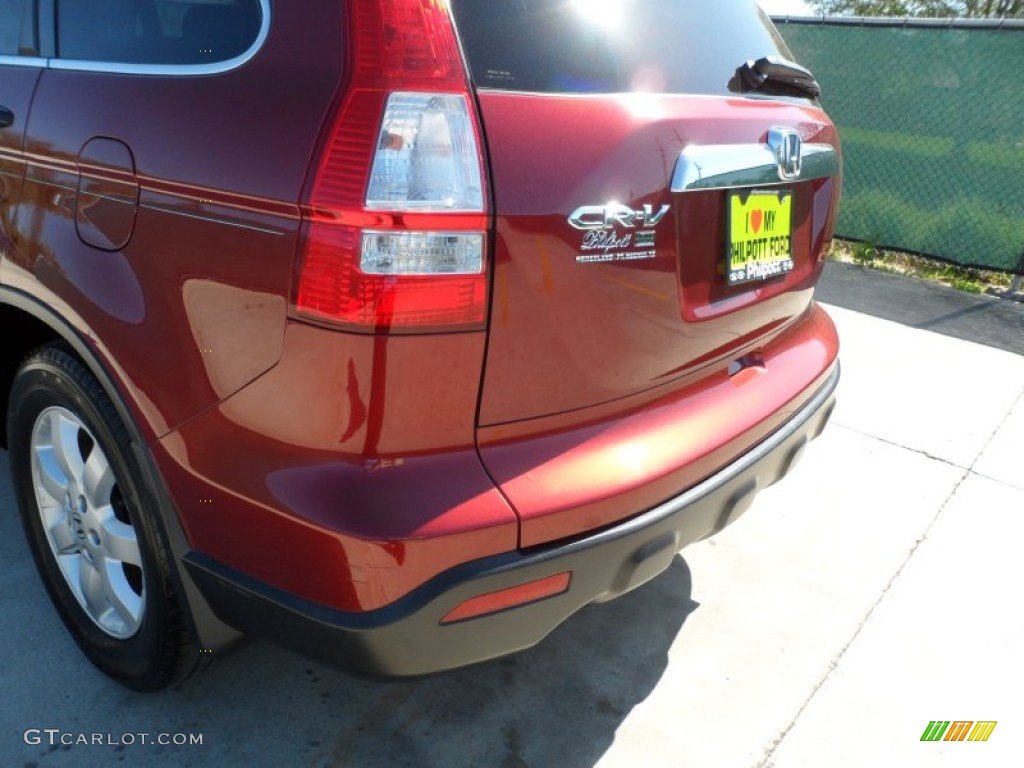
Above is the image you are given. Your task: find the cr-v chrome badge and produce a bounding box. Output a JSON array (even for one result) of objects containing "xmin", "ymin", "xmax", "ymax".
[
  {"xmin": 568, "ymin": 202, "xmax": 670, "ymax": 264},
  {"xmin": 568, "ymin": 203, "xmax": 672, "ymax": 231}
]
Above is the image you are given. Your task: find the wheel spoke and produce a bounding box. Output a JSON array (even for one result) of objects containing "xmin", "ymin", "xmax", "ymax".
[
  {"xmin": 46, "ymin": 510, "xmax": 79, "ymax": 555},
  {"xmin": 97, "ymin": 506, "xmax": 142, "ymax": 567},
  {"xmin": 34, "ymin": 446, "xmax": 69, "ymax": 504},
  {"xmin": 79, "ymin": 558, "xmax": 106, "ymax": 617},
  {"xmin": 101, "ymin": 560, "xmax": 142, "ymax": 629},
  {"xmin": 62, "ymin": 555, "xmax": 82, "ymax": 599},
  {"xmin": 83, "ymin": 450, "xmax": 115, "ymax": 508},
  {"xmin": 47, "ymin": 410, "xmax": 85, "ymax": 489}
]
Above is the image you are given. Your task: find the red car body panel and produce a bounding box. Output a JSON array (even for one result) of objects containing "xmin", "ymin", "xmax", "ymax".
[
  {"xmin": 473, "ymin": 93, "xmax": 840, "ymax": 546},
  {"xmin": 153, "ymin": 323, "xmax": 516, "ymax": 611},
  {"xmin": 0, "ymin": 69, "xmax": 38, "ymax": 247},
  {"xmin": 477, "ymin": 94, "xmax": 839, "ymax": 427},
  {"xmin": 481, "ymin": 305, "xmax": 838, "ymax": 547}
]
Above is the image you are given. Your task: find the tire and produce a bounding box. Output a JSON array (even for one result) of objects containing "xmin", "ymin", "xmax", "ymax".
[{"xmin": 7, "ymin": 345, "xmax": 196, "ymax": 691}]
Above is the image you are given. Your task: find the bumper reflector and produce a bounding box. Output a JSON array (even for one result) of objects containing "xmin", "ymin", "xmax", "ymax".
[{"xmin": 440, "ymin": 572, "xmax": 572, "ymax": 625}]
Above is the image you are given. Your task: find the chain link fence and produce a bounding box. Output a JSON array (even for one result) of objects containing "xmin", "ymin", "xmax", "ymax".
[{"xmin": 773, "ymin": 16, "xmax": 1024, "ymax": 275}]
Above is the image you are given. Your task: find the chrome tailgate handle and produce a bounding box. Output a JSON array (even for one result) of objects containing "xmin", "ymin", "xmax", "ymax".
[{"xmin": 672, "ymin": 127, "xmax": 839, "ymax": 192}]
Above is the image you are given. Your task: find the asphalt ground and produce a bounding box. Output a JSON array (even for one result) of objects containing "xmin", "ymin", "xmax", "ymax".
[
  {"xmin": 817, "ymin": 262, "xmax": 1024, "ymax": 357},
  {"xmin": 2, "ymin": 262, "xmax": 1022, "ymax": 768}
]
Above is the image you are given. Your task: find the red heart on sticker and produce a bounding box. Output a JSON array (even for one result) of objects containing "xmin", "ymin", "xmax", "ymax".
[{"xmin": 751, "ymin": 209, "xmax": 763, "ymax": 234}]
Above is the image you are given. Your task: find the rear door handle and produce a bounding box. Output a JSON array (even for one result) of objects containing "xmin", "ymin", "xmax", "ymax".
[{"xmin": 0, "ymin": 105, "xmax": 14, "ymax": 128}]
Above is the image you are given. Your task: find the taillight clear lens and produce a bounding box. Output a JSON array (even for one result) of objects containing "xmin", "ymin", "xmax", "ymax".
[
  {"xmin": 361, "ymin": 231, "xmax": 483, "ymax": 275},
  {"xmin": 367, "ymin": 93, "xmax": 484, "ymax": 211},
  {"xmin": 297, "ymin": 224, "xmax": 487, "ymax": 328}
]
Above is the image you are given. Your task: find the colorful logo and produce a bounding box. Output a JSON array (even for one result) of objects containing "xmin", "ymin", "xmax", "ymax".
[{"xmin": 921, "ymin": 721, "xmax": 997, "ymax": 742}]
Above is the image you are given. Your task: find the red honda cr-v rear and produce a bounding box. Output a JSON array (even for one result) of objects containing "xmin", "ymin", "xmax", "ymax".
[{"xmin": 0, "ymin": 0, "xmax": 839, "ymax": 690}]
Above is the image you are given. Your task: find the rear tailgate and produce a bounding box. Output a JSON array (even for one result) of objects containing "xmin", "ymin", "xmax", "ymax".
[
  {"xmin": 473, "ymin": 94, "xmax": 838, "ymax": 424},
  {"xmin": 452, "ymin": 0, "xmax": 842, "ymax": 544}
]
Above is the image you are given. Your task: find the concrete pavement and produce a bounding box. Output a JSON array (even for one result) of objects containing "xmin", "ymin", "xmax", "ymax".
[{"xmin": 2, "ymin": 262, "xmax": 1022, "ymax": 767}]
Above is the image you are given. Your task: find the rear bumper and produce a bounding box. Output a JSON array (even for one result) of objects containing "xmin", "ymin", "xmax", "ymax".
[{"xmin": 183, "ymin": 362, "xmax": 838, "ymax": 678}]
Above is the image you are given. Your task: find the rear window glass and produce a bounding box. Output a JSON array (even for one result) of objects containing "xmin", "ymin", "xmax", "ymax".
[
  {"xmin": 451, "ymin": 0, "xmax": 797, "ymax": 96},
  {"xmin": 56, "ymin": 0, "xmax": 263, "ymax": 65},
  {"xmin": 0, "ymin": 0, "xmax": 31, "ymax": 56}
]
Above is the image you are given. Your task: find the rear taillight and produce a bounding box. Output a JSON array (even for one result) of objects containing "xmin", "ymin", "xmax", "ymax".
[{"xmin": 295, "ymin": 0, "xmax": 488, "ymax": 332}]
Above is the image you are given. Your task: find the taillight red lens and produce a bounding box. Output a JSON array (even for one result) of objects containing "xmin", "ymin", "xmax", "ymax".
[
  {"xmin": 362, "ymin": 0, "xmax": 469, "ymax": 87},
  {"xmin": 295, "ymin": 0, "xmax": 489, "ymax": 332}
]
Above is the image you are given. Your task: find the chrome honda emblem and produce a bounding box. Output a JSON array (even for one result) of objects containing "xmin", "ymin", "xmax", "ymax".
[{"xmin": 768, "ymin": 127, "xmax": 802, "ymax": 181}]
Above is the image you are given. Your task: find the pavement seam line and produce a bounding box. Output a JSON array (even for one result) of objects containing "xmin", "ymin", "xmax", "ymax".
[
  {"xmin": 758, "ymin": 386, "xmax": 1021, "ymax": 767},
  {"xmin": 968, "ymin": 470, "xmax": 1024, "ymax": 492},
  {"xmin": 966, "ymin": 385, "xmax": 1024, "ymax": 475},
  {"xmin": 828, "ymin": 422, "xmax": 967, "ymax": 470},
  {"xmin": 756, "ymin": 472, "xmax": 976, "ymax": 768}
]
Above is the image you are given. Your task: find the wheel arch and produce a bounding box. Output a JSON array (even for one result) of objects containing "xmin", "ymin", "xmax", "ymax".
[
  {"xmin": 0, "ymin": 287, "xmax": 241, "ymax": 671},
  {"xmin": 0, "ymin": 288, "xmax": 141, "ymax": 451}
]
